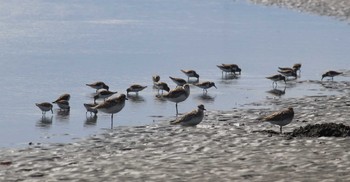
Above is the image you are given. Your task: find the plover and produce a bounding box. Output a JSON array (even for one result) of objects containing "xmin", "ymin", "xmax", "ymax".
[
  {"xmin": 181, "ymin": 69, "xmax": 199, "ymax": 81},
  {"xmin": 86, "ymin": 81, "xmax": 109, "ymax": 92},
  {"xmin": 170, "ymin": 104, "xmax": 206, "ymax": 126},
  {"xmin": 126, "ymin": 84, "xmax": 147, "ymax": 95},
  {"xmin": 321, "ymin": 70, "xmax": 342, "ymax": 81},
  {"xmin": 154, "ymin": 81, "xmax": 170, "ymax": 95},
  {"xmin": 163, "ymin": 84, "xmax": 190, "ymax": 116},
  {"xmin": 52, "ymin": 93, "xmax": 70, "ymax": 103},
  {"xmin": 152, "ymin": 75, "xmax": 160, "ymax": 85},
  {"xmin": 217, "ymin": 64, "xmax": 242, "ymax": 76},
  {"xmin": 194, "ymin": 81, "xmax": 217, "ymax": 94},
  {"xmin": 93, "ymin": 94, "xmax": 128, "ymax": 126},
  {"xmin": 53, "ymin": 100, "xmax": 70, "ymax": 111},
  {"xmin": 278, "ymin": 69, "xmax": 297, "ymax": 79},
  {"xmin": 169, "ymin": 76, "xmax": 187, "ymax": 87},
  {"xmin": 262, "ymin": 107, "xmax": 294, "ymax": 134},
  {"xmin": 94, "ymin": 89, "xmax": 118, "ymax": 103},
  {"xmin": 83, "ymin": 103, "xmax": 98, "ymax": 115},
  {"xmin": 266, "ymin": 74, "xmax": 286, "ymax": 87},
  {"xmin": 35, "ymin": 102, "xmax": 53, "ymax": 115}
]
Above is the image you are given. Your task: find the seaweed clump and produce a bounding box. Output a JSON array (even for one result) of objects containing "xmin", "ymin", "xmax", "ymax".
[{"xmin": 291, "ymin": 123, "xmax": 350, "ymax": 137}]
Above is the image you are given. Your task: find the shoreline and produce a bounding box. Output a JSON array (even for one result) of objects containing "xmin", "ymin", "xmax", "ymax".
[
  {"xmin": 1, "ymin": 80, "xmax": 350, "ymax": 181},
  {"xmin": 249, "ymin": 0, "xmax": 350, "ymax": 21}
]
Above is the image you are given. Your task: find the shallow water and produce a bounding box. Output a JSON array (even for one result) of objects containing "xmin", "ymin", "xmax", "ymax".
[{"xmin": 0, "ymin": 0, "xmax": 349, "ymax": 148}]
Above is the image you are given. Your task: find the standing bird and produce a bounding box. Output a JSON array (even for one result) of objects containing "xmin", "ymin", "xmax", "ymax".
[
  {"xmin": 194, "ymin": 81, "xmax": 217, "ymax": 94},
  {"xmin": 35, "ymin": 102, "xmax": 53, "ymax": 115},
  {"xmin": 86, "ymin": 81, "xmax": 109, "ymax": 92},
  {"xmin": 52, "ymin": 93, "xmax": 70, "ymax": 103},
  {"xmin": 94, "ymin": 89, "xmax": 118, "ymax": 103},
  {"xmin": 266, "ymin": 74, "xmax": 286, "ymax": 88},
  {"xmin": 126, "ymin": 84, "xmax": 147, "ymax": 95},
  {"xmin": 163, "ymin": 84, "xmax": 190, "ymax": 116},
  {"xmin": 53, "ymin": 100, "xmax": 70, "ymax": 111},
  {"xmin": 181, "ymin": 70, "xmax": 199, "ymax": 82},
  {"xmin": 217, "ymin": 64, "xmax": 242, "ymax": 76},
  {"xmin": 321, "ymin": 71, "xmax": 342, "ymax": 81},
  {"xmin": 154, "ymin": 81, "xmax": 170, "ymax": 95},
  {"xmin": 292, "ymin": 63, "xmax": 302, "ymax": 74},
  {"xmin": 170, "ymin": 104, "xmax": 206, "ymax": 126},
  {"xmin": 152, "ymin": 75, "xmax": 160, "ymax": 85},
  {"xmin": 169, "ymin": 76, "xmax": 187, "ymax": 87},
  {"xmin": 278, "ymin": 69, "xmax": 297, "ymax": 79},
  {"xmin": 262, "ymin": 107, "xmax": 294, "ymax": 134},
  {"xmin": 93, "ymin": 94, "xmax": 128, "ymax": 128},
  {"xmin": 83, "ymin": 103, "xmax": 98, "ymax": 115}
]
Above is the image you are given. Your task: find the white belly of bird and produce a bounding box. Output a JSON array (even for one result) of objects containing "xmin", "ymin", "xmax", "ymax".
[
  {"xmin": 269, "ymin": 117, "xmax": 293, "ymax": 127},
  {"xmin": 99, "ymin": 103, "xmax": 125, "ymax": 114}
]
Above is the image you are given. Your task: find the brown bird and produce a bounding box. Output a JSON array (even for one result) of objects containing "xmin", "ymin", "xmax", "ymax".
[
  {"xmin": 321, "ymin": 70, "xmax": 342, "ymax": 81},
  {"xmin": 170, "ymin": 104, "xmax": 206, "ymax": 126},
  {"xmin": 35, "ymin": 102, "xmax": 53, "ymax": 115},
  {"xmin": 169, "ymin": 76, "xmax": 187, "ymax": 87},
  {"xmin": 181, "ymin": 69, "xmax": 199, "ymax": 81},
  {"xmin": 126, "ymin": 84, "xmax": 147, "ymax": 95},
  {"xmin": 163, "ymin": 84, "xmax": 190, "ymax": 116},
  {"xmin": 262, "ymin": 107, "xmax": 294, "ymax": 134},
  {"xmin": 266, "ymin": 74, "xmax": 286, "ymax": 87},
  {"xmin": 194, "ymin": 81, "xmax": 217, "ymax": 94},
  {"xmin": 52, "ymin": 93, "xmax": 70, "ymax": 103},
  {"xmin": 154, "ymin": 81, "xmax": 170, "ymax": 95},
  {"xmin": 86, "ymin": 81, "xmax": 109, "ymax": 92}
]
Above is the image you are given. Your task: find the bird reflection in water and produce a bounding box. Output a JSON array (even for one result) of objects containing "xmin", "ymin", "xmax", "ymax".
[
  {"xmin": 36, "ymin": 116, "xmax": 53, "ymax": 129},
  {"xmin": 84, "ymin": 115, "xmax": 98, "ymax": 127},
  {"xmin": 267, "ymin": 86, "xmax": 286, "ymax": 97},
  {"xmin": 127, "ymin": 94, "xmax": 145, "ymax": 103},
  {"xmin": 195, "ymin": 94, "xmax": 216, "ymax": 103},
  {"xmin": 55, "ymin": 109, "xmax": 70, "ymax": 121}
]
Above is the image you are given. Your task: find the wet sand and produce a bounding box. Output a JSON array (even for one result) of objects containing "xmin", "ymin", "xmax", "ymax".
[
  {"xmin": 1, "ymin": 80, "xmax": 350, "ymax": 181},
  {"xmin": 249, "ymin": 0, "xmax": 350, "ymax": 21}
]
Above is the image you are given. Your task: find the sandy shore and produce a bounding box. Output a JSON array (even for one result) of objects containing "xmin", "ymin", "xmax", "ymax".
[
  {"xmin": 1, "ymin": 80, "xmax": 350, "ymax": 181},
  {"xmin": 249, "ymin": 0, "xmax": 350, "ymax": 21}
]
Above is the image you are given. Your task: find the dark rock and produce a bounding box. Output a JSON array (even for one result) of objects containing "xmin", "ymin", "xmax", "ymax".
[{"xmin": 290, "ymin": 123, "xmax": 350, "ymax": 137}]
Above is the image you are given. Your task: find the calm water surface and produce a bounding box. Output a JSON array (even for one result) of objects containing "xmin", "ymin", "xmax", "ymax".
[{"xmin": 0, "ymin": 0, "xmax": 349, "ymax": 148}]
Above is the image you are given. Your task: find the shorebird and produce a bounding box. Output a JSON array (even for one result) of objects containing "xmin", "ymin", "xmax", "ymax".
[
  {"xmin": 93, "ymin": 94, "xmax": 128, "ymax": 127},
  {"xmin": 321, "ymin": 71, "xmax": 342, "ymax": 81},
  {"xmin": 53, "ymin": 100, "xmax": 70, "ymax": 111},
  {"xmin": 154, "ymin": 81, "xmax": 170, "ymax": 95},
  {"xmin": 217, "ymin": 64, "xmax": 242, "ymax": 76},
  {"xmin": 181, "ymin": 69, "xmax": 199, "ymax": 82},
  {"xmin": 94, "ymin": 89, "xmax": 118, "ymax": 103},
  {"xmin": 83, "ymin": 103, "xmax": 98, "ymax": 115},
  {"xmin": 266, "ymin": 74, "xmax": 286, "ymax": 88},
  {"xmin": 170, "ymin": 104, "xmax": 206, "ymax": 126},
  {"xmin": 262, "ymin": 107, "xmax": 294, "ymax": 134},
  {"xmin": 52, "ymin": 93, "xmax": 70, "ymax": 103},
  {"xmin": 86, "ymin": 81, "xmax": 109, "ymax": 92},
  {"xmin": 163, "ymin": 84, "xmax": 190, "ymax": 116},
  {"xmin": 292, "ymin": 63, "xmax": 302, "ymax": 74},
  {"xmin": 152, "ymin": 75, "xmax": 160, "ymax": 85},
  {"xmin": 278, "ymin": 69, "xmax": 297, "ymax": 79},
  {"xmin": 194, "ymin": 81, "xmax": 217, "ymax": 94},
  {"xmin": 279, "ymin": 63, "xmax": 301, "ymax": 73},
  {"xmin": 126, "ymin": 84, "xmax": 147, "ymax": 95},
  {"xmin": 169, "ymin": 76, "xmax": 187, "ymax": 87},
  {"xmin": 35, "ymin": 102, "xmax": 53, "ymax": 115}
]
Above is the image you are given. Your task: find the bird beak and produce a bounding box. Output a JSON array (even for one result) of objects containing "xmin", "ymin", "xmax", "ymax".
[{"xmin": 214, "ymin": 85, "xmax": 217, "ymax": 89}]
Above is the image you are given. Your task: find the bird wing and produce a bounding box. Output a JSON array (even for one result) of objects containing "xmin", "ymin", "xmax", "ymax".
[
  {"xmin": 171, "ymin": 109, "xmax": 198, "ymax": 124},
  {"xmin": 263, "ymin": 109, "xmax": 293, "ymax": 121}
]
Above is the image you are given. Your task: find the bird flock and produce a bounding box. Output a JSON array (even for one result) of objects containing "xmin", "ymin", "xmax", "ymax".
[{"xmin": 35, "ymin": 63, "xmax": 344, "ymax": 133}]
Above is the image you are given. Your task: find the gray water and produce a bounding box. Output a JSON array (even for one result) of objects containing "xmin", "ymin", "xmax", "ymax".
[{"xmin": 0, "ymin": 0, "xmax": 349, "ymax": 148}]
